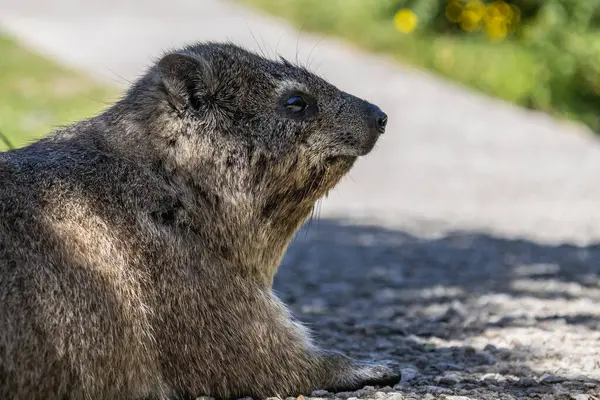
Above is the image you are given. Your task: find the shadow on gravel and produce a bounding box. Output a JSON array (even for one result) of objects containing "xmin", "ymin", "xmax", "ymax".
[{"xmin": 275, "ymin": 218, "xmax": 600, "ymax": 398}]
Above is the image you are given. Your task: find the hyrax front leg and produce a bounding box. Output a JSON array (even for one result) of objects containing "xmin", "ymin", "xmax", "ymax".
[
  {"xmin": 233, "ymin": 324, "xmax": 401, "ymax": 398},
  {"xmin": 311, "ymin": 349, "xmax": 401, "ymax": 393},
  {"xmin": 243, "ymin": 294, "xmax": 401, "ymax": 397}
]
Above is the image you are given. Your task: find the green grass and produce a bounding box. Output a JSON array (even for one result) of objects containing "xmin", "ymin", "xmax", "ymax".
[
  {"xmin": 0, "ymin": 33, "xmax": 117, "ymax": 150},
  {"xmin": 238, "ymin": 0, "xmax": 600, "ymax": 132}
]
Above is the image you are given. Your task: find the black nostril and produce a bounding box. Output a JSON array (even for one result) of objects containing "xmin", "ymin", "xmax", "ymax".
[
  {"xmin": 367, "ymin": 103, "xmax": 388, "ymax": 134},
  {"xmin": 377, "ymin": 112, "xmax": 388, "ymax": 132},
  {"xmin": 374, "ymin": 109, "xmax": 388, "ymax": 134}
]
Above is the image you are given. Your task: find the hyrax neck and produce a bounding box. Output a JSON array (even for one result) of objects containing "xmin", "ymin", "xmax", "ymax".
[{"xmin": 176, "ymin": 184, "xmax": 316, "ymax": 287}]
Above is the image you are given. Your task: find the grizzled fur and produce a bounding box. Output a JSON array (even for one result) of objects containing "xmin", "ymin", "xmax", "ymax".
[{"xmin": 0, "ymin": 42, "xmax": 396, "ymax": 399}]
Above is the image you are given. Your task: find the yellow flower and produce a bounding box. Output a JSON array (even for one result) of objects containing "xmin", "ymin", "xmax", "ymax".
[
  {"xmin": 482, "ymin": 1, "xmax": 519, "ymax": 40},
  {"xmin": 394, "ymin": 9, "xmax": 418, "ymax": 34},
  {"xmin": 460, "ymin": 10, "xmax": 483, "ymax": 32},
  {"xmin": 485, "ymin": 1, "xmax": 520, "ymax": 32},
  {"xmin": 458, "ymin": 0, "xmax": 486, "ymax": 32},
  {"xmin": 464, "ymin": 0, "xmax": 486, "ymax": 18},
  {"xmin": 445, "ymin": 0, "xmax": 464, "ymax": 23},
  {"xmin": 486, "ymin": 18, "xmax": 509, "ymax": 41},
  {"xmin": 486, "ymin": 0, "xmax": 512, "ymax": 20}
]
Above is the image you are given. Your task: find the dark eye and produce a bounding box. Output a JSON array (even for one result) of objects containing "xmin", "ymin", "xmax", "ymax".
[{"xmin": 285, "ymin": 96, "xmax": 308, "ymax": 113}]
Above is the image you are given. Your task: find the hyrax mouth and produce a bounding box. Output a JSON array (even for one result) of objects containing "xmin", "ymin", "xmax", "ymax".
[{"xmin": 325, "ymin": 154, "xmax": 356, "ymax": 164}]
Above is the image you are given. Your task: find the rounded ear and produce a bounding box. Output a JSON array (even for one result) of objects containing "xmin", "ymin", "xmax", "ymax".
[{"xmin": 157, "ymin": 52, "xmax": 214, "ymax": 111}]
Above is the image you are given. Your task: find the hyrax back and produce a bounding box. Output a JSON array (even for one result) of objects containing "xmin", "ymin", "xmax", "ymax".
[{"xmin": 0, "ymin": 41, "xmax": 396, "ymax": 399}]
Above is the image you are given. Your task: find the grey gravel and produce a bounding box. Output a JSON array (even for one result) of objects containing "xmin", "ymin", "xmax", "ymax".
[
  {"xmin": 399, "ymin": 367, "xmax": 420, "ymax": 384},
  {"xmin": 516, "ymin": 377, "xmax": 537, "ymax": 387},
  {"xmin": 444, "ymin": 397, "xmax": 473, "ymax": 400},
  {"xmin": 384, "ymin": 394, "xmax": 404, "ymax": 400},
  {"xmin": 539, "ymin": 374, "xmax": 566, "ymax": 384},
  {"xmin": 571, "ymin": 395, "xmax": 593, "ymax": 400},
  {"xmin": 424, "ymin": 386, "xmax": 452, "ymax": 395},
  {"xmin": 274, "ymin": 221, "xmax": 600, "ymax": 399},
  {"xmin": 435, "ymin": 374, "xmax": 461, "ymax": 385},
  {"xmin": 1, "ymin": 0, "xmax": 600, "ymax": 400}
]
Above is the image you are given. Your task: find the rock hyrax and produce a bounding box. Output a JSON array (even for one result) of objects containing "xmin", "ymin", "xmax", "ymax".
[{"xmin": 0, "ymin": 42, "xmax": 396, "ymax": 399}]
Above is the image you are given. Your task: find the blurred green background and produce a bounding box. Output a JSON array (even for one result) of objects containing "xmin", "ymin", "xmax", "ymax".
[
  {"xmin": 241, "ymin": 0, "xmax": 600, "ymax": 132},
  {"xmin": 0, "ymin": 34, "xmax": 115, "ymax": 150}
]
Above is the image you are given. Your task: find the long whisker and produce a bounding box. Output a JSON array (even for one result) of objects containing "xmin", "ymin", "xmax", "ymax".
[{"xmin": 244, "ymin": 20, "xmax": 267, "ymax": 58}]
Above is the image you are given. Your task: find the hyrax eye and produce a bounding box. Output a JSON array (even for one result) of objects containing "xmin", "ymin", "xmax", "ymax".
[{"xmin": 285, "ymin": 96, "xmax": 308, "ymax": 113}]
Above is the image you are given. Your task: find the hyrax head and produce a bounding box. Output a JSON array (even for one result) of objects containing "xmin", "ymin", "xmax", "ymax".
[{"xmin": 151, "ymin": 42, "xmax": 387, "ymax": 207}]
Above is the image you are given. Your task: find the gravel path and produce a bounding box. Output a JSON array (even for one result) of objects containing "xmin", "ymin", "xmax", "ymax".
[
  {"xmin": 279, "ymin": 220, "xmax": 600, "ymax": 399},
  {"xmin": 1, "ymin": 0, "xmax": 599, "ymax": 398}
]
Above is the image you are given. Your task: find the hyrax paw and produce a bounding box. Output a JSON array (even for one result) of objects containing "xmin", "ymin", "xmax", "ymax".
[
  {"xmin": 319, "ymin": 352, "xmax": 401, "ymax": 393},
  {"xmin": 354, "ymin": 361, "xmax": 401, "ymax": 388}
]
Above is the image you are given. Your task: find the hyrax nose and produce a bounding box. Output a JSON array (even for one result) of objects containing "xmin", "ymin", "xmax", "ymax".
[{"xmin": 368, "ymin": 104, "xmax": 388, "ymax": 134}]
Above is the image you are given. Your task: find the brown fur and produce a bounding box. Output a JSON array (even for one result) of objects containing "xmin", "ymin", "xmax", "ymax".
[{"xmin": 0, "ymin": 41, "xmax": 396, "ymax": 399}]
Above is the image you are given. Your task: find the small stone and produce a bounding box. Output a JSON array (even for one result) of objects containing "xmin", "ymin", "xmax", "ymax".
[
  {"xmin": 400, "ymin": 367, "xmax": 419, "ymax": 383},
  {"xmin": 423, "ymin": 343, "xmax": 437, "ymax": 352},
  {"xmin": 346, "ymin": 398, "xmax": 358, "ymax": 400},
  {"xmin": 435, "ymin": 373, "xmax": 461, "ymax": 385},
  {"xmin": 517, "ymin": 377, "xmax": 536, "ymax": 387},
  {"xmin": 425, "ymin": 385, "xmax": 452, "ymax": 394},
  {"xmin": 551, "ymin": 385, "xmax": 569, "ymax": 396},
  {"xmin": 266, "ymin": 397, "xmax": 281, "ymax": 400},
  {"xmin": 539, "ymin": 374, "xmax": 566, "ymax": 384},
  {"xmin": 436, "ymin": 362, "xmax": 463, "ymax": 371},
  {"xmin": 526, "ymin": 386, "xmax": 548, "ymax": 395},
  {"xmin": 570, "ymin": 395, "xmax": 590, "ymax": 400},
  {"xmin": 387, "ymin": 393, "xmax": 405, "ymax": 400},
  {"xmin": 374, "ymin": 391, "xmax": 387, "ymax": 399},
  {"xmin": 483, "ymin": 344, "xmax": 498, "ymax": 352},
  {"xmin": 310, "ymin": 390, "xmax": 329, "ymax": 397},
  {"xmin": 355, "ymin": 386, "xmax": 377, "ymax": 398},
  {"xmin": 482, "ymin": 352, "xmax": 497, "ymax": 365},
  {"xmin": 503, "ymin": 375, "xmax": 520, "ymax": 384},
  {"xmin": 574, "ymin": 374, "xmax": 590, "ymax": 381},
  {"xmin": 480, "ymin": 373, "xmax": 505, "ymax": 383}
]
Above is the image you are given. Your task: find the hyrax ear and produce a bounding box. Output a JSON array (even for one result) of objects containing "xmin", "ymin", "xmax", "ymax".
[{"xmin": 157, "ymin": 52, "xmax": 215, "ymax": 112}]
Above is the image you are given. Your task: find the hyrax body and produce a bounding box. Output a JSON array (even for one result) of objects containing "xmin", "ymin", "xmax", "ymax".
[{"xmin": 0, "ymin": 42, "xmax": 396, "ymax": 399}]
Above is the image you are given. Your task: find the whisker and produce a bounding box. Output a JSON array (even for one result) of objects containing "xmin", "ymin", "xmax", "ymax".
[
  {"xmin": 306, "ymin": 38, "xmax": 323, "ymax": 70},
  {"xmin": 244, "ymin": 20, "xmax": 267, "ymax": 58}
]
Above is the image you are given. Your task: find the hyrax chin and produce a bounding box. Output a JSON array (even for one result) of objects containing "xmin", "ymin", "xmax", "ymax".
[{"xmin": 0, "ymin": 41, "xmax": 396, "ymax": 399}]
